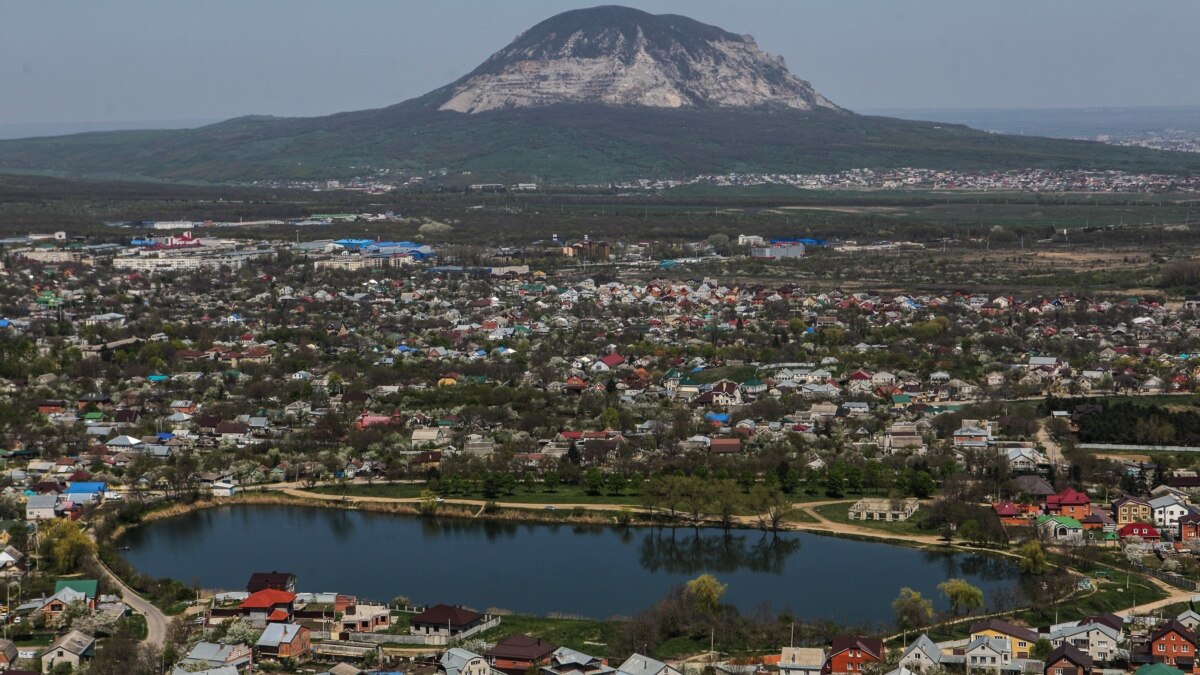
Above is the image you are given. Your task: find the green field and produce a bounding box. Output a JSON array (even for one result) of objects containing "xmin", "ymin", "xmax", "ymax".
[{"xmin": 310, "ymin": 482, "xmax": 649, "ymax": 506}]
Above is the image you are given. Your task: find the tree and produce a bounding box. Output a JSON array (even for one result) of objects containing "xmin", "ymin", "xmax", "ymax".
[
  {"xmin": 221, "ymin": 618, "xmax": 261, "ymax": 645},
  {"xmin": 749, "ymin": 485, "xmax": 793, "ymax": 531},
  {"xmin": 685, "ymin": 574, "xmax": 727, "ymax": 615},
  {"xmin": 938, "ymin": 578, "xmax": 984, "ymax": 616},
  {"xmin": 418, "ymin": 489, "xmax": 440, "ymax": 515},
  {"xmin": 599, "ymin": 407, "xmax": 621, "ymax": 430},
  {"xmin": 40, "ymin": 519, "xmax": 96, "ymax": 574},
  {"xmin": 824, "ymin": 464, "xmax": 846, "ymax": 498},
  {"xmin": 707, "ymin": 234, "xmax": 732, "ymax": 256},
  {"xmin": 606, "ymin": 472, "xmax": 627, "ymax": 496},
  {"xmin": 892, "ymin": 587, "xmax": 934, "ymax": 632},
  {"xmin": 1031, "ymin": 638, "xmax": 1053, "ymax": 661},
  {"xmin": 585, "ymin": 469, "xmax": 605, "ymax": 496},
  {"xmin": 709, "ymin": 480, "xmax": 743, "ymax": 531},
  {"xmin": 1018, "ymin": 540, "xmax": 1050, "ymax": 575},
  {"xmin": 543, "ymin": 470, "xmax": 560, "ymax": 493},
  {"xmin": 958, "ymin": 520, "xmax": 983, "ymax": 545}
]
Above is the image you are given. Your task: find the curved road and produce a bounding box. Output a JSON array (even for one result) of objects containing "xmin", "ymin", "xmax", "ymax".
[{"xmin": 96, "ymin": 557, "xmax": 168, "ymax": 648}]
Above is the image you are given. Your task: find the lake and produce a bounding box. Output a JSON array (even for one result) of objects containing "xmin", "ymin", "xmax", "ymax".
[{"xmin": 117, "ymin": 505, "xmax": 1021, "ymax": 624}]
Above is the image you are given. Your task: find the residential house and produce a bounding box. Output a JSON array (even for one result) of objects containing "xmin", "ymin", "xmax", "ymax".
[
  {"xmin": 0, "ymin": 546, "xmax": 26, "ymax": 578},
  {"xmin": 1045, "ymin": 644, "xmax": 1092, "ymax": 675},
  {"xmin": 1049, "ymin": 622, "xmax": 1120, "ymax": 663},
  {"xmin": 964, "ymin": 636, "xmax": 1011, "ymax": 671},
  {"xmin": 780, "ymin": 648, "xmax": 827, "ymax": 675},
  {"xmin": 40, "ymin": 630, "xmax": 94, "ymax": 674},
  {"xmin": 412, "ymin": 427, "xmax": 451, "ymax": 447},
  {"xmin": 442, "ymin": 648, "xmax": 494, "ymax": 675},
  {"xmin": 1150, "ymin": 495, "xmax": 1192, "ymax": 530},
  {"xmin": 0, "ymin": 638, "xmax": 16, "ymax": 669},
  {"xmin": 1013, "ymin": 475, "xmax": 1056, "ymax": 499},
  {"xmin": 410, "ymin": 604, "xmax": 484, "ymax": 636},
  {"xmin": 542, "ymin": 646, "xmax": 612, "ymax": 675},
  {"xmin": 898, "ymin": 635, "xmax": 949, "ymax": 673},
  {"xmin": 339, "ymin": 603, "xmax": 390, "ymax": 633},
  {"xmin": 247, "ymin": 572, "xmax": 296, "ymax": 593},
  {"xmin": 25, "ymin": 494, "xmax": 57, "ymax": 521},
  {"xmin": 1045, "ymin": 488, "xmax": 1092, "ymax": 520},
  {"xmin": 1038, "ymin": 515, "xmax": 1084, "ymax": 543},
  {"xmin": 238, "ymin": 589, "xmax": 295, "ymax": 627},
  {"xmin": 215, "ymin": 422, "xmax": 251, "ymax": 445},
  {"xmin": 486, "ymin": 634, "xmax": 557, "ymax": 675},
  {"xmin": 821, "ymin": 636, "xmax": 884, "ymax": 675},
  {"xmin": 1114, "ymin": 496, "xmax": 1153, "ymax": 525},
  {"xmin": 177, "ymin": 642, "xmax": 253, "ymax": 672},
  {"xmin": 1149, "ymin": 620, "xmax": 1197, "ymax": 669},
  {"xmin": 38, "ymin": 586, "xmax": 91, "ymax": 624},
  {"xmin": 617, "ymin": 654, "xmax": 684, "ymax": 675},
  {"xmin": 255, "ymin": 623, "xmax": 310, "ymax": 660},
  {"xmin": 969, "ymin": 619, "xmax": 1038, "ymax": 659},
  {"xmin": 1178, "ymin": 611, "xmax": 1200, "ymax": 633},
  {"xmin": 1180, "ymin": 513, "xmax": 1200, "ymax": 542},
  {"xmin": 1118, "ymin": 523, "xmax": 1161, "ymax": 541}
]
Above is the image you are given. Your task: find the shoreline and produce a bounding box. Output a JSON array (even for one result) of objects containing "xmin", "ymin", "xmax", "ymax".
[
  {"xmin": 108, "ymin": 490, "xmax": 967, "ymax": 551},
  {"xmin": 99, "ymin": 494, "xmax": 1178, "ymax": 642}
]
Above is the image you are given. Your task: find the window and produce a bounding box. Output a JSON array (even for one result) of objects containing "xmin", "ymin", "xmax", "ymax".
[
  {"xmin": 1055, "ymin": 668, "xmax": 1064, "ymax": 675},
  {"xmin": 1160, "ymin": 644, "xmax": 1166, "ymax": 652}
]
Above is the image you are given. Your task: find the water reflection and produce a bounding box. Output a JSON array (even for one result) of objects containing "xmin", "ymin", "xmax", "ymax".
[
  {"xmin": 638, "ymin": 530, "xmax": 801, "ymax": 575},
  {"xmin": 118, "ymin": 505, "xmax": 1021, "ymax": 622}
]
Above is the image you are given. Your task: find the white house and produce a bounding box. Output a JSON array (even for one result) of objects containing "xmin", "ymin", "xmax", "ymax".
[
  {"xmin": 1150, "ymin": 494, "xmax": 1191, "ymax": 530},
  {"xmin": 1049, "ymin": 622, "xmax": 1120, "ymax": 663},
  {"xmin": 25, "ymin": 494, "xmax": 58, "ymax": 521}
]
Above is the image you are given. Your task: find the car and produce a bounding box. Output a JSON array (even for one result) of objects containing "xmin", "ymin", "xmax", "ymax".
[{"xmin": 543, "ymin": 505, "xmax": 556, "ymax": 511}]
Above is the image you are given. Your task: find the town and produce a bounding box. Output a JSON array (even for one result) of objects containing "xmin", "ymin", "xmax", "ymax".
[{"xmin": 1, "ymin": 205, "xmax": 1200, "ymax": 675}]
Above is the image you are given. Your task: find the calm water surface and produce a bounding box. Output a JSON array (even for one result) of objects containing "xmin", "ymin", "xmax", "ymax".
[{"xmin": 118, "ymin": 505, "xmax": 1019, "ymax": 623}]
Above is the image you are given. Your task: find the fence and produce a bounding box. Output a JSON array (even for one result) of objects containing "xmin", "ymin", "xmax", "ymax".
[
  {"xmin": 313, "ymin": 641, "xmax": 381, "ymax": 659},
  {"xmin": 1079, "ymin": 443, "xmax": 1200, "ymax": 453},
  {"xmin": 1132, "ymin": 563, "xmax": 1200, "ymax": 591},
  {"xmin": 312, "ymin": 616, "xmax": 502, "ymax": 647}
]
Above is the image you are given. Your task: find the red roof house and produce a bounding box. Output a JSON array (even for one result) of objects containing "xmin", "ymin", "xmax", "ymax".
[
  {"xmin": 1045, "ymin": 488, "xmax": 1091, "ymax": 520},
  {"xmin": 1118, "ymin": 522, "xmax": 1161, "ymax": 541}
]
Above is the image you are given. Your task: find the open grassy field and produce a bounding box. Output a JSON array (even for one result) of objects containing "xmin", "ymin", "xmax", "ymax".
[
  {"xmin": 813, "ymin": 502, "xmax": 933, "ymax": 536},
  {"xmin": 310, "ymin": 482, "xmax": 649, "ymax": 506}
]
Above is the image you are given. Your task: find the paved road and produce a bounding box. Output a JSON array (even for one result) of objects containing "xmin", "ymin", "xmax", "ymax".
[{"xmin": 96, "ymin": 557, "xmax": 168, "ymax": 648}]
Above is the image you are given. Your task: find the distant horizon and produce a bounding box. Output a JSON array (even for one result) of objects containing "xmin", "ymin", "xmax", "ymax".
[
  {"xmin": 4, "ymin": 1, "xmax": 1198, "ymax": 129},
  {"xmin": 2, "ymin": 104, "xmax": 1197, "ymax": 142}
]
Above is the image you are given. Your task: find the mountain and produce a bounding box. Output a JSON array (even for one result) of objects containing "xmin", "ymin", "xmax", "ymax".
[
  {"xmin": 0, "ymin": 5, "xmax": 1198, "ymax": 184},
  {"xmin": 434, "ymin": 6, "xmax": 839, "ymax": 113}
]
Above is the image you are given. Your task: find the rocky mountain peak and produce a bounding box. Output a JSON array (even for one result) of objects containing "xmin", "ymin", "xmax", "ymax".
[{"xmin": 437, "ymin": 5, "xmax": 841, "ymax": 114}]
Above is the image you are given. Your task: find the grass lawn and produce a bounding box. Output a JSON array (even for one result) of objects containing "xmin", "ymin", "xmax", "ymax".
[
  {"xmin": 690, "ymin": 365, "xmax": 757, "ymax": 384},
  {"xmin": 784, "ymin": 508, "xmax": 820, "ymax": 524},
  {"xmin": 121, "ymin": 614, "xmax": 148, "ymax": 640},
  {"xmin": 477, "ymin": 614, "xmax": 618, "ymax": 658},
  {"xmin": 913, "ymin": 569, "xmax": 1166, "ymax": 646},
  {"xmin": 311, "ymin": 482, "xmax": 649, "ymax": 506},
  {"xmin": 813, "ymin": 502, "xmax": 932, "ymax": 536}
]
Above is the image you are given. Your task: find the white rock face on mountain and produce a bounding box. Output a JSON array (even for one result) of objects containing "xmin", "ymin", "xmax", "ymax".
[{"xmin": 437, "ymin": 6, "xmax": 840, "ymax": 114}]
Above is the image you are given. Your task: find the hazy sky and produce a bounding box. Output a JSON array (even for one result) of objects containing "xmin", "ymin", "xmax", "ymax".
[{"xmin": 3, "ymin": 0, "xmax": 1198, "ymax": 126}]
